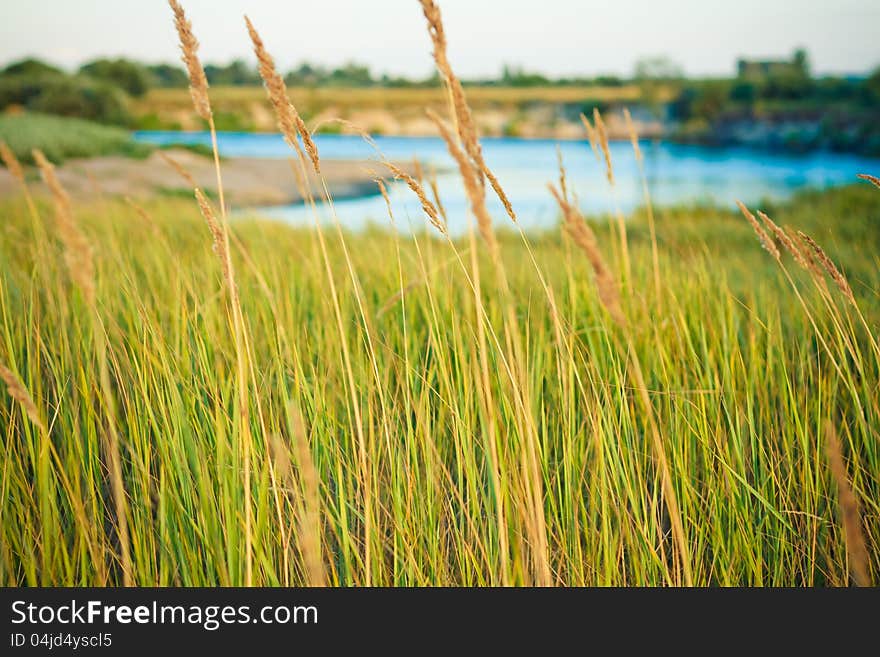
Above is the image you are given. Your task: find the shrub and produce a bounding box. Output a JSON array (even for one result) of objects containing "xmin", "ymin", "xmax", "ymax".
[
  {"xmin": 0, "ymin": 112, "xmax": 151, "ymax": 164},
  {"xmin": 0, "ymin": 74, "xmax": 131, "ymax": 125},
  {"xmin": 79, "ymin": 58, "xmax": 151, "ymax": 97}
]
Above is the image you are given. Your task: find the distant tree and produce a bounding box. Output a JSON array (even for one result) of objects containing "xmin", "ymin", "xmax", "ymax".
[
  {"xmin": 146, "ymin": 63, "xmax": 188, "ymax": 88},
  {"xmin": 1, "ymin": 58, "xmax": 64, "ymax": 78},
  {"xmin": 634, "ymin": 56, "xmax": 683, "ymax": 81},
  {"xmin": 285, "ymin": 62, "xmax": 325, "ymax": 86},
  {"xmin": 204, "ymin": 59, "xmax": 261, "ymax": 86},
  {"xmin": 865, "ymin": 66, "xmax": 880, "ymax": 103},
  {"xmin": 594, "ymin": 75, "xmax": 624, "ymax": 87},
  {"xmin": 79, "ymin": 58, "xmax": 151, "ymax": 97},
  {"xmin": 792, "ymin": 48, "xmax": 810, "ymax": 76},
  {"xmin": 762, "ymin": 72, "xmax": 813, "ymax": 100},
  {"xmin": 328, "ymin": 62, "xmax": 374, "ymax": 87},
  {"xmin": 729, "ymin": 81, "xmax": 757, "ymax": 103}
]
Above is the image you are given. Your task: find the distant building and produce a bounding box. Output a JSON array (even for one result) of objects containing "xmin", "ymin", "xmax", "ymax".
[{"xmin": 737, "ymin": 50, "xmax": 809, "ymax": 79}]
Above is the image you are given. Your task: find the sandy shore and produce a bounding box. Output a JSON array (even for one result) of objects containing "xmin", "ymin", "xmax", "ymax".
[{"xmin": 0, "ymin": 149, "xmax": 407, "ymax": 207}]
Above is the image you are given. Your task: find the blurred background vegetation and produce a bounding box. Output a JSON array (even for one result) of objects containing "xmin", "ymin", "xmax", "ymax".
[{"xmin": 0, "ymin": 50, "xmax": 878, "ymax": 154}]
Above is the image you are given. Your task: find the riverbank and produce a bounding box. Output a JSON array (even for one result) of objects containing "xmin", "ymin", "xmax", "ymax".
[{"xmin": 0, "ymin": 148, "xmax": 412, "ymax": 207}]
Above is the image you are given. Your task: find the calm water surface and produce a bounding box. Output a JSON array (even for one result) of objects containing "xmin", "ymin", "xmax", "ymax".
[{"xmin": 134, "ymin": 130, "xmax": 879, "ymax": 234}]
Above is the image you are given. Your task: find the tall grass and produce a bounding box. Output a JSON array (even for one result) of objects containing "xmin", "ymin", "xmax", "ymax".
[{"xmin": 0, "ymin": 0, "xmax": 878, "ymax": 586}]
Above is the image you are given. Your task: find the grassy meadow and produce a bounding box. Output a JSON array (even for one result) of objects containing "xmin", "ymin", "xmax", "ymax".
[{"xmin": 0, "ymin": 0, "xmax": 878, "ymax": 587}]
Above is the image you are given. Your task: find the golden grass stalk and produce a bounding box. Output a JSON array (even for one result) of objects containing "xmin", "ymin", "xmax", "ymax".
[
  {"xmin": 289, "ymin": 406, "xmax": 325, "ymax": 587},
  {"xmin": 758, "ymin": 210, "xmax": 809, "ymax": 271},
  {"xmin": 168, "ymin": 0, "xmax": 211, "ymax": 122},
  {"xmin": 548, "ymin": 185, "xmax": 625, "ymax": 327},
  {"xmin": 0, "ymin": 363, "xmax": 47, "ymax": 436},
  {"xmin": 245, "ymin": 16, "xmax": 319, "ymax": 174},
  {"xmin": 194, "ymin": 189, "xmax": 235, "ymax": 290},
  {"xmin": 427, "ymin": 166, "xmax": 448, "ymax": 225},
  {"xmin": 592, "ymin": 108, "xmax": 614, "ymax": 187},
  {"xmin": 32, "ymin": 149, "xmax": 96, "ymax": 307},
  {"xmin": 269, "ymin": 413, "xmax": 325, "ymax": 587},
  {"xmin": 419, "ymin": 0, "xmax": 481, "ymax": 168},
  {"xmin": 1, "ymin": 140, "xmax": 42, "ymax": 234},
  {"xmin": 622, "ymin": 108, "xmax": 642, "ymax": 163},
  {"xmin": 623, "ymin": 107, "xmax": 661, "ymax": 303},
  {"xmin": 824, "ymin": 422, "xmax": 871, "ymax": 586},
  {"xmin": 412, "ymin": 157, "xmax": 424, "ymax": 184},
  {"xmin": 384, "ymin": 161, "xmax": 446, "ymax": 235},
  {"xmin": 856, "ymin": 173, "xmax": 880, "ymax": 189},
  {"xmin": 376, "ymin": 179, "xmax": 394, "ymax": 221},
  {"xmin": 158, "ymin": 151, "xmax": 197, "ymax": 188},
  {"xmin": 0, "ymin": 140, "xmax": 24, "ymax": 184},
  {"xmin": 736, "ymin": 201, "xmax": 780, "ymax": 260},
  {"xmin": 420, "ymin": 0, "xmax": 514, "ymax": 225},
  {"xmin": 578, "ymin": 113, "xmax": 602, "ymax": 163},
  {"xmin": 425, "ymin": 109, "xmax": 497, "ymax": 253},
  {"xmin": 796, "ymin": 230, "xmax": 855, "ymax": 305}
]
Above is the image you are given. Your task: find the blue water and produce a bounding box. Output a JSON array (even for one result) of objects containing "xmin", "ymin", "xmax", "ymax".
[{"xmin": 134, "ymin": 130, "xmax": 879, "ymax": 234}]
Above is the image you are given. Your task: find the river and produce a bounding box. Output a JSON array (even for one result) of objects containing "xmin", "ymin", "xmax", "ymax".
[{"xmin": 134, "ymin": 131, "xmax": 879, "ymax": 234}]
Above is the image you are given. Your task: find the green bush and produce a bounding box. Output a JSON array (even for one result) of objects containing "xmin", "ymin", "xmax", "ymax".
[
  {"xmin": 79, "ymin": 58, "xmax": 151, "ymax": 97},
  {"xmin": 0, "ymin": 113, "xmax": 151, "ymax": 164},
  {"xmin": 1, "ymin": 58, "xmax": 63, "ymax": 77},
  {"xmin": 0, "ymin": 73, "xmax": 132, "ymax": 125}
]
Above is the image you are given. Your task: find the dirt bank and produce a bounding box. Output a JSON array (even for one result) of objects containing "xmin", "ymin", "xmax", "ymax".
[{"xmin": 0, "ymin": 148, "xmax": 408, "ymax": 207}]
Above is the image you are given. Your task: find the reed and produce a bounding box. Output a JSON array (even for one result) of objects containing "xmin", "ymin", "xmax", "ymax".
[
  {"xmin": 824, "ymin": 422, "xmax": 871, "ymax": 586},
  {"xmin": 245, "ymin": 16, "xmax": 319, "ymax": 173},
  {"xmin": 169, "ymin": 0, "xmax": 256, "ymax": 586},
  {"xmin": 0, "ymin": 0, "xmax": 877, "ymax": 589}
]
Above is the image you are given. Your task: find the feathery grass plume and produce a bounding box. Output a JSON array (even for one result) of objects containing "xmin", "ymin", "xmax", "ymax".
[
  {"xmin": 556, "ymin": 145, "xmax": 569, "ymax": 201},
  {"xmin": 788, "ymin": 227, "xmax": 824, "ymax": 278},
  {"xmin": 758, "ymin": 211, "xmax": 809, "ymax": 270},
  {"xmin": 483, "ymin": 164, "xmax": 517, "ymax": 224},
  {"xmin": 168, "ymin": 0, "xmax": 211, "ymax": 121},
  {"xmin": 244, "ymin": 16, "xmax": 304, "ymax": 163},
  {"xmin": 736, "ymin": 200, "xmax": 780, "ymax": 260},
  {"xmin": 269, "ymin": 419, "xmax": 325, "ymax": 587},
  {"xmin": 579, "ymin": 113, "xmax": 602, "ymax": 163},
  {"xmin": 384, "ymin": 162, "xmax": 446, "ymax": 235},
  {"xmin": 32, "ymin": 149, "xmax": 96, "ymax": 307},
  {"xmin": 288, "ymin": 405, "xmax": 325, "ymax": 587},
  {"xmin": 412, "ymin": 157, "xmax": 424, "ymax": 184},
  {"xmin": 796, "ymin": 230, "xmax": 855, "ymax": 304},
  {"xmin": 856, "ymin": 173, "xmax": 880, "ymax": 189},
  {"xmin": 548, "ymin": 184, "xmax": 625, "ymax": 327},
  {"xmin": 623, "ymin": 108, "xmax": 642, "ymax": 163},
  {"xmin": 245, "ymin": 16, "xmax": 320, "ymax": 174},
  {"xmin": 419, "ymin": 1, "xmax": 481, "ymax": 169},
  {"xmin": 0, "ymin": 363, "xmax": 47, "ymax": 435},
  {"xmin": 194, "ymin": 188, "xmax": 233, "ymax": 288},
  {"xmin": 426, "ymin": 109, "xmax": 498, "ymax": 250},
  {"xmin": 421, "ymin": 0, "xmax": 518, "ymax": 230},
  {"xmin": 158, "ymin": 151, "xmax": 197, "ymax": 188},
  {"xmin": 824, "ymin": 422, "xmax": 871, "ymax": 586},
  {"xmin": 0, "ymin": 140, "xmax": 24, "ymax": 184},
  {"xmin": 427, "ymin": 166, "xmax": 448, "ymax": 224},
  {"xmin": 592, "ymin": 108, "xmax": 615, "ymax": 186},
  {"xmin": 376, "ymin": 178, "xmax": 394, "ymax": 222}
]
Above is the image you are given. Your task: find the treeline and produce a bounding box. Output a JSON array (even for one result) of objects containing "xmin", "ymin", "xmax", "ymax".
[{"xmin": 669, "ymin": 67, "xmax": 880, "ymax": 155}]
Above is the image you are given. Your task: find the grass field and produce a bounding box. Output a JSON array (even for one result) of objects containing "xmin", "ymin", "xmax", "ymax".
[
  {"xmin": 0, "ymin": 0, "xmax": 877, "ymax": 587},
  {"xmin": 1, "ymin": 174, "xmax": 878, "ymax": 585},
  {"xmin": 0, "ymin": 113, "xmax": 153, "ymax": 165}
]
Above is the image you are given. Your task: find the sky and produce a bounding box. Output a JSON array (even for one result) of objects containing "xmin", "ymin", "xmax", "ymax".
[{"xmin": 1, "ymin": 0, "xmax": 878, "ymax": 78}]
